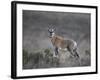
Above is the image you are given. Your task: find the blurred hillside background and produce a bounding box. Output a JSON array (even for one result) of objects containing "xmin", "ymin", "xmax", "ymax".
[{"xmin": 23, "ymin": 10, "xmax": 91, "ymax": 69}]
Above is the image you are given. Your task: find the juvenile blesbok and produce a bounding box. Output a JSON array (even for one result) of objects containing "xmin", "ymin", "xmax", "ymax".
[{"xmin": 48, "ymin": 27, "xmax": 80, "ymax": 59}]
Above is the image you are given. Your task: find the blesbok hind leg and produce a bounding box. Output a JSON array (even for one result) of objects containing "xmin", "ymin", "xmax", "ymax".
[
  {"xmin": 68, "ymin": 47, "xmax": 81, "ymax": 65},
  {"xmin": 73, "ymin": 49, "xmax": 81, "ymax": 65},
  {"xmin": 67, "ymin": 46, "xmax": 74, "ymax": 57},
  {"xmin": 73, "ymin": 49, "xmax": 80, "ymax": 59},
  {"xmin": 67, "ymin": 46, "xmax": 79, "ymax": 59}
]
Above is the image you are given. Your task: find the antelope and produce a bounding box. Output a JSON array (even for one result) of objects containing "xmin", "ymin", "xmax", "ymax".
[{"xmin": 48, "ymin": 27, "xmax": 80, "ymax": 59}]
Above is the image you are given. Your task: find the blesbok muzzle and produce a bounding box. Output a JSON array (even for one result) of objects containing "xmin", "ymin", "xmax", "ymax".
[{"xmin": 49, "ymin": 32, "xmax": 53, "ymax": 38}]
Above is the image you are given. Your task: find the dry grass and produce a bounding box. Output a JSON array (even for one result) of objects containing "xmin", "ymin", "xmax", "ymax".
[{"xmin": 23, "ymin": 49, "xmax": 90, "ymax": 69}]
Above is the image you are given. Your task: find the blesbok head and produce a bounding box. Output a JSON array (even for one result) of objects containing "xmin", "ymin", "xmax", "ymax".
[{"xmin": 48, "ymin": 27, "xmax": 55, "ymax": 38}]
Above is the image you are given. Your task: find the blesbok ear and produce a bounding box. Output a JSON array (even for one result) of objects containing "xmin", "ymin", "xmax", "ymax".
[
  {"xmin": 48, "ymin": 27, "xmax": 50, "ymax": 32},
  {"xmin": 48, "ymin": 26, "xmax": 52, "ymax": 31},
  {"xmin": 48, "ymin": 27, "xmax": 51, "ymax": 32},
  {"xmin": 48, "ymin": 29, "xmax": 50, "ymax": 32}
]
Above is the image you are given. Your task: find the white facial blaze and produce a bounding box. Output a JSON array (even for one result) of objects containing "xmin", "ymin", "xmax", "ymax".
[{"xmin": 51, "ymin": 32, "xmax": 55, "ymax": 37}]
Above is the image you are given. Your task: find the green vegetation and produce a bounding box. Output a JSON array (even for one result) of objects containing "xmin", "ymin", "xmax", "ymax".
[
  {"xmin": 23, "ymin": 48, "xmax": 59, "ymax": 69},
  {"xmin": 23, "ymin": 48, "xmax": 91, "ymax": 69},
  {"xmin": 85, "ymin": 50, "xmax": 90, "ymax": 55},
  {"xmin": 23, "ymin": 49, "xmax": 29, "ymax": 65}
]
